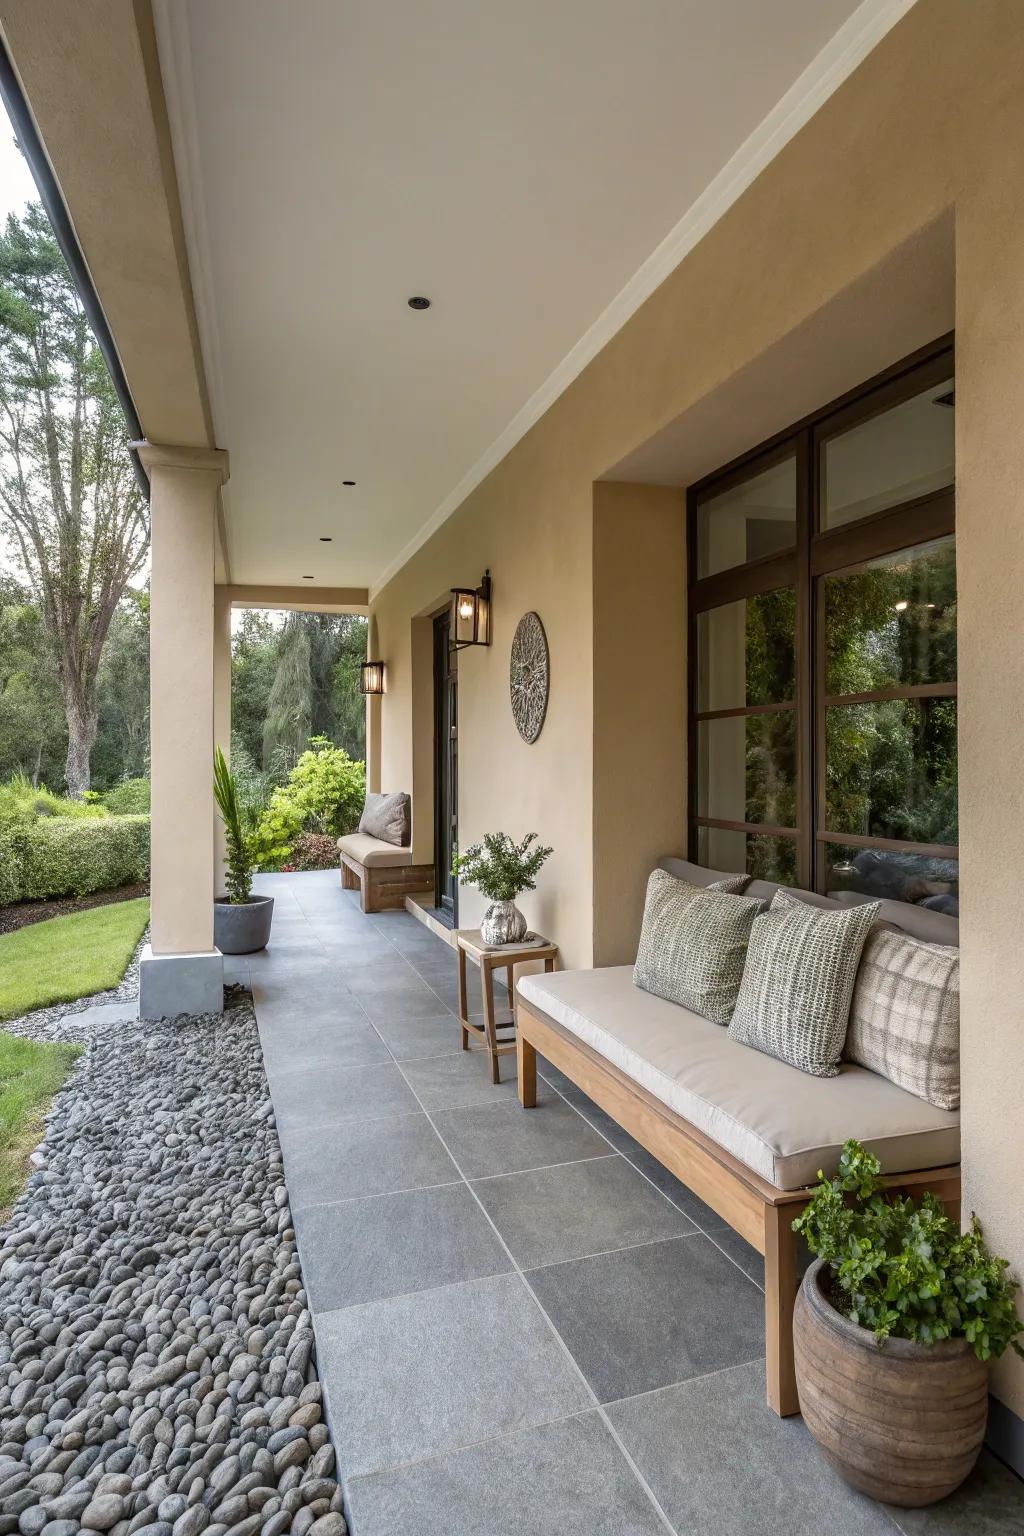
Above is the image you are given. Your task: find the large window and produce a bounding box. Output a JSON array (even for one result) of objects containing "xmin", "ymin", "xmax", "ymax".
[{"xmin": 688, "ymin": 338, "xmax": 957, "ymax": 915}]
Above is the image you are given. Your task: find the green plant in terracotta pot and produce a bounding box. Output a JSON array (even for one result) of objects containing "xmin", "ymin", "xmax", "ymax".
[
  {"xmin": 452, "ymin": 831, "xmax": 552, "ymax": 945},
  {"xmin": 792, "ymin": 1139, "xmax": 1023, "ymax": 1508}
]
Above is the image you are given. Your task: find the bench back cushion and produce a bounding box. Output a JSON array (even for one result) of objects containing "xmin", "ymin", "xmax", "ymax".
[
  {"xmin": 658, "ymin": 857, "xmax": 958, "ymax": 948},
  {"xmin": 634, "ymin": 869, "xmax": 766, "ymax": 1024},
  {"xmin": 359, "ymin": 791, "xmax": 411, "ymax": 847}
]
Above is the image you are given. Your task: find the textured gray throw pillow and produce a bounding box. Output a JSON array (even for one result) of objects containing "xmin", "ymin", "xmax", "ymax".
[
  {"xmin": 845, "ymin": 927, "xmax": 960, "ymax": 1109},
  {"xmin": 708, "ymin": 874, "xmax": 752, "ymax": 894},
  {"xmin": 633, "ymin": 869, "xmax": 767, "ymax": 1024},
  {"xmin": 727, "ymin": 889, "xmax": 880, "ymax": 1076},
  {"xmin": 358, "ymin": 791, "xmax": 410, "ymax": 847}
]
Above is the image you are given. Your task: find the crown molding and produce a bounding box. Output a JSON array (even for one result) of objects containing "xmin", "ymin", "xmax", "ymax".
[{"xmin": 369, "ymin": 0, "xmax": 918, "ymax": 600}]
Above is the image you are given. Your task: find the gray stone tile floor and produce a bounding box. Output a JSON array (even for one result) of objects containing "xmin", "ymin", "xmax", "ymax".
[{"xmin": 250, "ymin": 871, "xmax": 1024, "ymax": 1536}]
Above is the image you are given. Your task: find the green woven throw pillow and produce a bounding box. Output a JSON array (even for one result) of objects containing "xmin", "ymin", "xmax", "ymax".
[
  {"xmin": 728, "ymin": 889, "xmax": 880, "ymax": 1076},
  {"xmin": 633, "ymin": 869, "xmax": 767, "ymax": 1024}
]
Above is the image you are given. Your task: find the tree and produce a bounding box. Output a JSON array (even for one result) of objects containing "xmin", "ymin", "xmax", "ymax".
[
  {"xmin": 262, "ymin": 613, "xmax": 312, "ymax": 770},
  {"xmin": 261, "ymin": 612, "xmax": 367, "ymax": 769},
  {"xmin": 231, "ymin": 609, "xmax": 280, "ymax": 769},
  {"xmin": 92, "ymin": 588, "xmax": 150, "ymax": 790},
  {"xmin": 0, "ymin": 204, "xmax": 148, "ymax": 795},
  {"xmin": 0, "ymin": 573, "xmax": 65, "ymax": 785}
]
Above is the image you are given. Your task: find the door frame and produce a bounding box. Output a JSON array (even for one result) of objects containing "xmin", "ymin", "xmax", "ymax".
[{"xmin": 433, "ymin": 606, "xmax": 458, "ymax": 923}]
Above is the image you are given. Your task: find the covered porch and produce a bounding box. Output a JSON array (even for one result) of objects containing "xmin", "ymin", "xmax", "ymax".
[
  {"xmin": 4, "ymin": 0, "xmax": 1024, "ymax": 1530},
  {"xmin": 248, "ymin": 870, "xmax": 1018, "ymax": 1531}
]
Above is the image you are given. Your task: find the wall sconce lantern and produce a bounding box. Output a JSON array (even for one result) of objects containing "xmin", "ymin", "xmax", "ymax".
[
  {"xmin": 451, "ymin": 570, "xmax": 492, "ymax": 649},
  {"xmin": 359, "ymin": 660, "xmax": 386, "ymax": 695}
]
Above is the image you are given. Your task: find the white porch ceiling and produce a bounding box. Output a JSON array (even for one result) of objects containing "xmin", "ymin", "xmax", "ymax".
[{"xmin": 153, "ymin": 0, "xmax": 911, "ymax": 595}]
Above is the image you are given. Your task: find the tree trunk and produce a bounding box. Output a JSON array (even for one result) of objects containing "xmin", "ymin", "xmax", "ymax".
[{"xmin": 64, "ymin": 695, "xmax": 98, "ymax": 797}]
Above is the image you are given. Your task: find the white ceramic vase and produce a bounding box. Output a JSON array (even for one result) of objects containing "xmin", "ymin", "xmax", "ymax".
[{"xmin": 480, "ymin": 899, "xmax": 527, "ymax": 946}]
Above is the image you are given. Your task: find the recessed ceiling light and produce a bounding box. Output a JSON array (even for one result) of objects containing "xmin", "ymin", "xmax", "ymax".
[
  {"xmin": 319, "ymin": 536, "xmax": 332, "ymax": 542},
  {"xmin": 408, "ymin": 295, "xmax": 431, "ymax": 310},
  {"xmin": 342, "ymin": 480, "xmax": 356, "ymax": 486}
]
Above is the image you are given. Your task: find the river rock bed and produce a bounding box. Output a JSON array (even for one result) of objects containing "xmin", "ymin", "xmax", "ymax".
[{"xmin": 0, "ymin": 992, "xmax": 346, "ymax": 1536}]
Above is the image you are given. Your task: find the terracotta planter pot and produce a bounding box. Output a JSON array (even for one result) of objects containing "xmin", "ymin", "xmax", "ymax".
[
  {"xmin": 793, "ymin": 1258, "xmax": 987, "ymax": 1507},
  {"xmin": 214, "ymin": 894, "xmax": 274, "ymax": 954}
]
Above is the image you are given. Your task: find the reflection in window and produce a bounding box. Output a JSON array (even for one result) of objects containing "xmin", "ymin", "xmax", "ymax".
[
  {"xmin": 824, "ymin": 843, "xmax": 958, "ymax": 916},
  {"xmin": 821, "ymin": 378, "xmax": 953, "ymax": 529},
  {"xmin": 696, "ymin": 456, "xmax": 796, "ymax": 578},
  {"xmin": 825, "ymin": 698, "xmax": 957, "ymax": 845},
  {"xmin": 698, "ymin": 825, "xmax": 797, "ymax": 885},
  {"xmin": 697, "ymin": 713, "xmax": 797, "ymax": 830},
  {"xmin": 825, "ymin": 538, "xmax": 956, "ymax": 696},
  {"xmin": 697, "ymin": 588, "xmax": 796, "ymax": 711}
]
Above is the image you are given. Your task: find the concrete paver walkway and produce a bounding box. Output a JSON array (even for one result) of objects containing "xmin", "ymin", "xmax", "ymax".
[{"xmin": 251, "ymin": 871, "xmax": 1023, "ymax": 1536}]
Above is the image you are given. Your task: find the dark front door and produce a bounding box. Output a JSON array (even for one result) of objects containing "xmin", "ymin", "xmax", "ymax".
[{"xmin": 433, "ymin": 610, "xmax": 458, "ymax": 922}]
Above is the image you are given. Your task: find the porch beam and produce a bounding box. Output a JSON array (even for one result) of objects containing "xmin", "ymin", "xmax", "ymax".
[{"xmin": 225, "ymin": 584, "xmax": 368, "ymax": 614}]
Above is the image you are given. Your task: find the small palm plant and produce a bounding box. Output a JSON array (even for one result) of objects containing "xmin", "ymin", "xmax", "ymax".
[{"xmin": 213, "ymin": 747, "xmax": 255, "ymax": 903}]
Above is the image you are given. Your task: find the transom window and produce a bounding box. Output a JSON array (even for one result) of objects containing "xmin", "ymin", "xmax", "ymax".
[{"xmin": 687, "ymin": 337, "xmax": 957, "ymax": 915}]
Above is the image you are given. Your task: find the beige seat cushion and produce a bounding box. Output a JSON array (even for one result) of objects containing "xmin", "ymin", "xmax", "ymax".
[
  {"xmin": 517, "ymin": 967, "xmax": 959, "ymax": 1190},
  {"xmin": 337, "ymin": 832, "xmax": 412, "ymax": 869}
]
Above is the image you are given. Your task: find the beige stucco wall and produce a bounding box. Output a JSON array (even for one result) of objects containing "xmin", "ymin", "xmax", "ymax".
[
  {"xmin": 371, "ymin": 0, "xmax": 1024, "ymax": 1414},
  {"xmin": 592, "ymin": 482, "xmax": 686, "ymax": 965}
]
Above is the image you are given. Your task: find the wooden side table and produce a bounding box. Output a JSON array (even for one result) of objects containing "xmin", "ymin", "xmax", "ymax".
[{"xmin": 455, "ymin": 930, "xmax": 558, "ymax": 1084}]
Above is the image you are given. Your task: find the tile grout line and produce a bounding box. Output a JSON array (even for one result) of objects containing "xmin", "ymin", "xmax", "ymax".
[
  {"xmin": 537, "ymin": 1066, "xmax": 767, "ymax": 1295},
  {"xmin": 388, "ymin": 1053, "xmax": 682, "ymax": 1536}
]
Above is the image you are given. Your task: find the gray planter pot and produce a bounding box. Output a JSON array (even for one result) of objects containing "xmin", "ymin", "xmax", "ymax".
[{"xmin": 214, "ymin": 894, "xmax": 274, "ymax": 955}]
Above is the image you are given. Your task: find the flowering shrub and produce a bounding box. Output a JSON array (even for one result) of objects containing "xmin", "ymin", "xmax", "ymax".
[
  {"xmin": 289, "ymin": 832, "xmax": 340, "ymax": 871},
  {"xmin": 251, "ymin": 738, "xmax": 365, "ymax": 871}
]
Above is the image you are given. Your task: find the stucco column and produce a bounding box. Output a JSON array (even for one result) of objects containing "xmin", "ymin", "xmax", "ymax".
[
  {"xmin": 213, "ymin": 585, "xmax": 232, "ymax": 896},
  {"xmin": 138, "ymin": 442, "xmax": 229, "ymax": 1019}
]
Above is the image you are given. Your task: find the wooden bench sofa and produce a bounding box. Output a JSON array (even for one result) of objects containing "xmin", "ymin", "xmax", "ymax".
[
  {"xmin": 337, "ymin": 832, "xmax": 432, "ymax": 914},
  {"xmin": 515, "ymin": 858, "xmax": 962, "ymax": 1418}
]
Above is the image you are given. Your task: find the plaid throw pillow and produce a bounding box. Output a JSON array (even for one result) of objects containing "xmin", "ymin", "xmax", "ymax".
[
  {"xmin": 633, "ymin": 869, "xmax": 766, "ymax": 1024},
  {"xmin": 845, "ymin": 927, "xmax": 960, "ymax": 1109},
  {"xmin": 728, "ymin": 889, "xmax": 880, "ymax": 1076}
]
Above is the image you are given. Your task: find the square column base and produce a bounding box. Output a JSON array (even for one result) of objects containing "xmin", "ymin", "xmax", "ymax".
[{"xmin": 139, "ymin": 944, "xmax": 224, "ymax": 1020}]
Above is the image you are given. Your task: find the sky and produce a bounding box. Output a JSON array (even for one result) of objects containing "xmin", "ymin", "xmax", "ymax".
[{"xmin": 0, "ymin": 106, "xmax": 36, "ymax": 225}]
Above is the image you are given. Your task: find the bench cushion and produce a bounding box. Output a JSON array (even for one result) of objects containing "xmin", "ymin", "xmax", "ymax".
[
  {"xmin": 337, "ymin": 832, "xmax": 413, "ymax": 869},
  {"xmin": 517, "ymin": 966, "xmax": 959, "ymax": 1190}
]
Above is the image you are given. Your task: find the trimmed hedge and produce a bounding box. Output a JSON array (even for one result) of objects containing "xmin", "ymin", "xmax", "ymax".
[{"xmin": 0, "ymin": 814, "xmax": 150, "ymax": 905}]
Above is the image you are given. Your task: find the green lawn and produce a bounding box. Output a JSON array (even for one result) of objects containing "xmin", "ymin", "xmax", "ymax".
[
  {"xmin": 0, "ymin": 1031, "xmax": 81, "ymax": 1212},
  {"xmin": 0, "ymin": 896, "xmax": 150, "ymax": 1022}
]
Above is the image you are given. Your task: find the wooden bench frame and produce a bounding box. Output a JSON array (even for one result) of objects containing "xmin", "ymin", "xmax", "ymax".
[
  {"xmin": 339, "ymin": 849, "xmax": 433, "ymax": 913},
  {"xmin": 516, "ymin": 998, "xmax": 961, "ymax": 1418}
]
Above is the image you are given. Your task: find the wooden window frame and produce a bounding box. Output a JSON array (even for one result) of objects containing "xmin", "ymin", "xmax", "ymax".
[{"xmin": 687, "ymin": 334, "xmax": 955, "ymax": 892}]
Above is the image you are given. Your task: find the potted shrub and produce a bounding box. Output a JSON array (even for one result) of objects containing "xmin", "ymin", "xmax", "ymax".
[
  {"xmin": 793, "ymin": 1139, "xmax": 1023, "ymax": 1508},
  {"xmin": 453, "ymin": 831, "xmax": 552, "ymax": 945},
  {"xmin": 213, "ymin": 747, "xmax": 274, "ymax": 953}
]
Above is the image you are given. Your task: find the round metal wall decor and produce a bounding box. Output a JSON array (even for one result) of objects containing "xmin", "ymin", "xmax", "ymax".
[{"xmin": 510, "ymin": 611, "xmax": 549, "ymax": 743}]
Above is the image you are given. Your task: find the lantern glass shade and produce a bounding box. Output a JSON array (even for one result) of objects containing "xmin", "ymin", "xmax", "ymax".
[
  {"xmin": 451, "ymin": 572, "xmax": 491, "ymax": 647},
  {"xmin": 360, "ymin": 660, "xmax": 386, "ymax": 695}
]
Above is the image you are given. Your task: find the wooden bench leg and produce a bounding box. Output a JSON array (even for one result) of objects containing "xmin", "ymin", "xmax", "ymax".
[
  {"xmin": 341, "ymin": 859, "xmax": 359, "ymax": 891},
  {"xmin": 359, "ymin": 867, "xmax": 373, "ymax": 914},
  {"xmin": 517, "ymin": 1030, "xmax": 537, "ymax": 1108},
  {"xmin": 764, "ymin": 1202, "xmax": 800, "ymax": 1417}
]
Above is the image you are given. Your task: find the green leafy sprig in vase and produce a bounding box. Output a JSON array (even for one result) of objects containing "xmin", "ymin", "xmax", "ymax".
[{"xmin": 453, "ymin": 831, "xmax": 552, "ymax": 945}]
